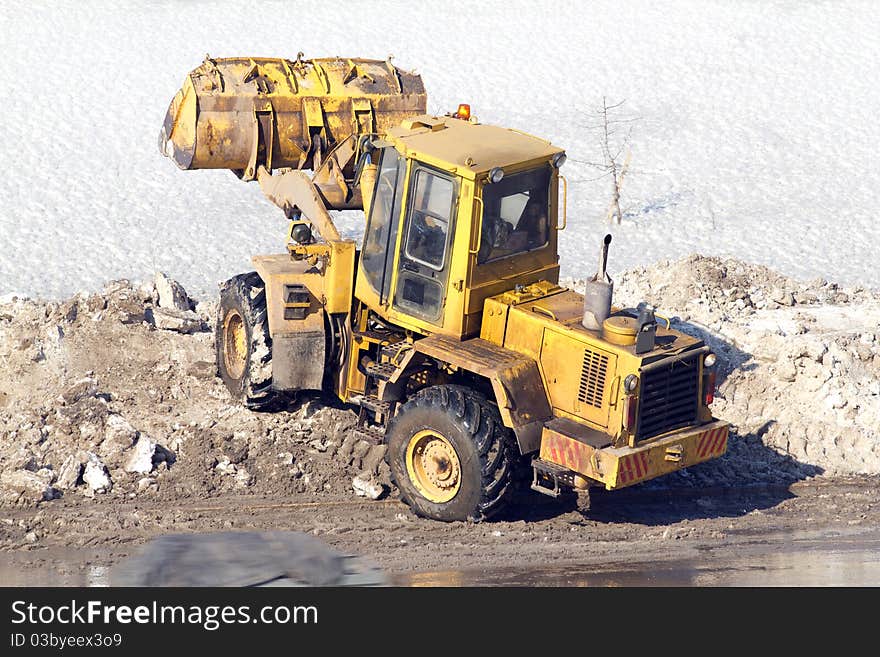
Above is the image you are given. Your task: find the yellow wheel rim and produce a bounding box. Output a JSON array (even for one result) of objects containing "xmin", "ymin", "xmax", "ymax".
[
  {"xmin": 405, "ymin": 429, "xmax": 461, "ymax": 504},
  {"xmin": 222, "ymin": 310, "xmax": 248, "ymax": 380}
]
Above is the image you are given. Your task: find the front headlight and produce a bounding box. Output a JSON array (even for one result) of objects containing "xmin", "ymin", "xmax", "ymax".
[
  {"xmin": 704, "ymin": 353, "xmax": 717, "ymax": 368},
  {"xmin": 624, "ymin": 374, "xmax": 639, "ymax": 393}
]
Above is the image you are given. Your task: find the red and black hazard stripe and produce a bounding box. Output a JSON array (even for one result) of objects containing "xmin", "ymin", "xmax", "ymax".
[
  {"xmin": 618, "ymin": 451, "xmax": 650, "ymax": 484},
  {"xmin": 696, "ymin": 426, "xmax": 728, "ymax": 459}
]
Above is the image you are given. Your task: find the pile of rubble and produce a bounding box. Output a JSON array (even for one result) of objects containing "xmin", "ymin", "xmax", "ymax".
[
  {"xmin": 1, "ymin": 256, "xmax": 877, "ymax": 509},
  {"xmin": 584, "ymin": 254, "xmax": 880, "ymax": 483},
  {"xmin": 0, "ymin": 274, "xmax": 386, "ymax": 508}
]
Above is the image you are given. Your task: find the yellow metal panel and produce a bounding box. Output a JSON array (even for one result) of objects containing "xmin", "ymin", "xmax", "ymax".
[
  {"xmin": 539, "ymin": 429, "xmax": 613, "ymax": 484},
  {"xmin": 252, "ymin": 254, "xmax": 325, "ymax": 336},
  {"xmin": 606, "ymin": 421, "xmax": 729, "ymax": 489},
  {"xmin": 501, "ymin": 306, "xmax": 544, "ymax": 361},
  {"xmin": 479, "ymin": 297, "xmax": 509, "ymax": 345},
  {"xmin": 540, "ymin": 420, "xmax": 729, "ymax": 490},
  {"xmin": 386, "ymin": 117, "xmax": 563, "ymax": 180},
  {"xmin": 412, "ymin": 335, "xmax": 552, "ymax": 430},
  {"xmin": 324, "ymin": 241, "xmax": 356, "ymax": 314},
  {"xmin": 540, "ymin": 330, "xmax": 617, "ymax": 428}
]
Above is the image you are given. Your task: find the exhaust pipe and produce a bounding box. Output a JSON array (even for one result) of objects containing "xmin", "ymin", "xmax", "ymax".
[{"xmin": 582, "ymin": 234, "xmax": 613, "ymax": 331}]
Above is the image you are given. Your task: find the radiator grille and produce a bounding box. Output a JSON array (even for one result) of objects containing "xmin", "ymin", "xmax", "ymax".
[
  {"xmin": 637, "ymin": 354, "xmax": 700, "ymax": 440},
  {"xmin": 578, "ymin": 349, "xmax": 609, "ymax": 408}
]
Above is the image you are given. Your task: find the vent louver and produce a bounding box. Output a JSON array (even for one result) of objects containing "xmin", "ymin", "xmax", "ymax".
[{"xmin": 578, "ymin": 349, "xmax": 609, "ymax": 408}]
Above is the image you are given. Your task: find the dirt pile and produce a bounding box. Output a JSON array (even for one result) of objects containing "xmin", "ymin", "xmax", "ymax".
[
  {"xmin": 570, "ymin": 254, "xmax": 880, "ymax": 483},
  {"xmin": 0, "ymin": 275, "xmax": 386, "ymax": 508},
  {"xmin": 2, "ymin": 257, "xmax": 878, "ymax": 510}
]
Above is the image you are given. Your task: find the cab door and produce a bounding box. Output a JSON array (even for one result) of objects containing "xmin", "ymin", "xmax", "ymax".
[{"xmin": 391, "ymin": 165, "xmax": 457, "ymax": 325}]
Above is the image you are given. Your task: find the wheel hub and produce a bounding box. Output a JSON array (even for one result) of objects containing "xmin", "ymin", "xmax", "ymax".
[
  {"xmin": 223, "ymin": 310, "xmax": 248, "ymax": 380},
  {"xmin": 421, "ymin": 440, "xmax": 460, "ymax": 489},
  {"xmin": 405, "ymin": 430, "xmax": 462, "ymax": 504}
]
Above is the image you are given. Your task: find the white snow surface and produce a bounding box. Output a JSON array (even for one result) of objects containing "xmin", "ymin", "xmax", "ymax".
[{"xmin": 2, "ymin": 1, "xmax": 879, "ymax": 300}]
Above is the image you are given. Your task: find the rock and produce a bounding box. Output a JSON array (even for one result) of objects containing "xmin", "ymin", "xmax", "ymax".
[
  {"xmin": 223, "ymin": 440, "xmax": 248, "ymax": 465},
  {"xmin": 147, "ymin": 307, "xmax": 205, "ymax": 334},
  {"xmin": 60, "ymin": 300, "xmax": 78, "ymax": 323},
  {"xmin": 9, "ymin": 447, "xmax": 38, "ymax": 471},
  {"xmin": 113, "ymin": 299, "xmax": 148, "ymax": 325},
  {"xmin": 24, "ymin": 531, "xmax": 38, "ymax": 543},
  {"xmin": 234, "ymin": 468, "xmax": 254, "ymax": 487},
  {"xmin": 361, "ymin": 445, "xmax": 387, "ymax": 475},
  {"xmin": 186, "ymin": 361, "xmax": 216, "ymax": 380},
  {"xmin": 84, "ymin": 295, "xmax": 107, "ymax": 313},
  {"xmin": 35, "ymin": 467, "xmax": 56, "ymax": 485},
  {"xmin": 308, "ymin": 439, "xmax": 328, "ymax": 453},
  {"xmin": 852, "ymin": 344, "xmax": 872, "ymax": 361},
  {"xmin": 56, "ymin": 453, "xmax": 85, "ymax": 489},
  {"xmin": 352, "ymin": 474, "xmax": 385, "ymax": 500},
  {"xmin": 215, "ymin": 457, "xmax": 236, "ymax": 475},
  {"xmin": 138, "ymin": 281, "xmax": 157, "ymax": 304},
  {"xmin": 804, "ymin": 340, "xmax": 828, "ymax": 362},
  {"xmin": 154, "ymin": 272, "xmax": 192, "ymax": 311},
  {"xmin": 58, "ymin": 377, "xmax": 98, "ymax": 405},
  {"xmin": 124, "ymin": 436, "xmax": 157, "ymax": 474},
  {"xmin": 337, "ymin": 434, "xmax": 358, "ymax": 461},
  {"xmin": 100, "ymin": 414, "xmax": 138, "ymax": 465},
  {"xmin": 773, "ymin": 361, "xmax": 797, "ymax": 382},
  {"xmin": 351, "ymin": 440, "xmax": 372, "ymax": 464},
  {"xmin": 770, "ymin": 288, "xmax": 791, "ymax": 305},
  {"xmin": 82, "ymin": 453, "xmax": 112, "ymax": 493},
  {"xmin": 136, "ymin": 477, "xmax": 157, "ymax": 493},
  {"xmin": 0, "ymin": 470, "xmax": 59, "ymax": 504},
  {"xmin": 153, "ymin": 444, "xmax": 175, "ymax": 466}
]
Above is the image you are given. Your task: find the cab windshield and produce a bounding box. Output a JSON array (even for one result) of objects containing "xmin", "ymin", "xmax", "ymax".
[{"xmin": 477, "ymin": 166, "xmax": 552, "ymax": 264}]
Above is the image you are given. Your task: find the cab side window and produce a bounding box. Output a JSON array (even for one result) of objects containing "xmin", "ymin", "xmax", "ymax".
[
  {"xmin": 478, "ymin": 166, "xmax": 551, "ymax": 264},
  {"xmin": 361, "ymin": 148, "xmax": 406, "ymax": 303},
  {"xmin": 404, "ymin": 170, "xmax": 454, "ymax": 270},
  {"xmin": 393, "ymin": 166, "xmax": 457, "ymax": 322}
]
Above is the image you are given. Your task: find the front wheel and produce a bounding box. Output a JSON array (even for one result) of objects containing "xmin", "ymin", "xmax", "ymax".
[{"xmin": 385, "ymin": 385, "xmax": 519, "ymax": 522}]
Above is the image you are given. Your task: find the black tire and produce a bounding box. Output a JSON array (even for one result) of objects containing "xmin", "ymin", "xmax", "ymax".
[
  {"xmin": 215, "ymin": 272, "xmax": 280, "ymax": 410},
  {"xmin": 385, "ymin": 385, "xmax": 518, "ymax": 522}
]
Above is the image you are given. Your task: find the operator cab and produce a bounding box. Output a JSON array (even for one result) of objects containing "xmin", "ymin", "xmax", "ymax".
[{"xmin": 355, "ymin": 114, "xmax": 565, "ymax": 339}]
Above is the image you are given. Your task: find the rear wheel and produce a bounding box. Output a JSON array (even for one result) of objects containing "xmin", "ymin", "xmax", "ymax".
[
  {"xmin": 216, "ymin": 272, "xmax": 280, "ymax": 410},
  {"xmin": 386, "ymin": 385, "xmax": 518, "ymax": 522}
]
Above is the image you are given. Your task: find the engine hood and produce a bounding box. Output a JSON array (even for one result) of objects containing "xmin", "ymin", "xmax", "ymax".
[{"xmin": 484, "ymin": 282, "xmax": 704, "ymax": 363}]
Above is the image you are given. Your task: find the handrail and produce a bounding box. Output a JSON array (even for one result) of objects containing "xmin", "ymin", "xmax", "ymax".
[
  {"xmin": 531, "ymin": 306, "xmax": 558, "ymax": 321},
  {"xmin": 468, "ymin": 195, "xmax": 484, "ymax": 255},
  {"xmin": 558, "ymin": 174, "xmax": 567, "ymax": 231}
]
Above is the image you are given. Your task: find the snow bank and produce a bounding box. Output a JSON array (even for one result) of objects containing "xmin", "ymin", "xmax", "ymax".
[{"xmin": 2, "ymin": 2, "xmax": 879, "ymax": 299}]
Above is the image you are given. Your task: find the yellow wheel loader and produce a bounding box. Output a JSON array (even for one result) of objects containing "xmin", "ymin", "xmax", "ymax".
[{"xmin": 160, "ymin": 55, "xmax": 730, "ymax": 521}]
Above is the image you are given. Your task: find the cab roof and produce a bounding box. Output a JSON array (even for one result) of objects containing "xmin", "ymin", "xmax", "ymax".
[{"xmin": 384, "ymin": 115, "xmax": 563, "ymax": 180}]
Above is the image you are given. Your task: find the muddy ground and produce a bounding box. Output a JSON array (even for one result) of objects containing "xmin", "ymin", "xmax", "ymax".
[
  {"xmin": 0, "ymin": 478, "xmax": 877, "ymax": 585},
  {"xmin": 1, "ymin": 256, "xmax": 878, "ymax": 584}
]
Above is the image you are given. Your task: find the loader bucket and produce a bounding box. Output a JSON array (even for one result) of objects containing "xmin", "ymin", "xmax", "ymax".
[{"xmin": 159, "ymin": 56, "xmax": 427, "ymax": 179}]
